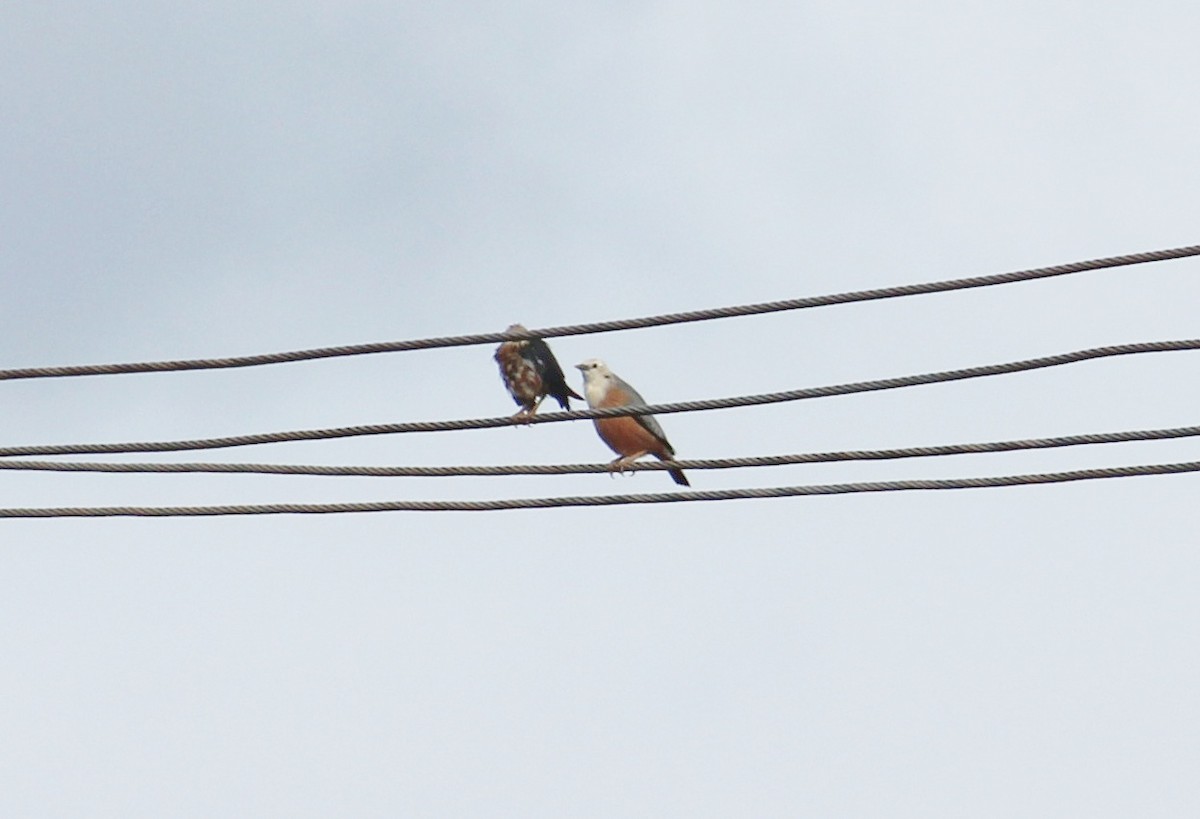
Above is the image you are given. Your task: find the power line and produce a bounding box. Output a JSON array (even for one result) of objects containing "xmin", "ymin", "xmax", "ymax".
[
  {"xmin": 2, "ymin": 245, "xmax": 1197, "ymax": 382},
  {"xmin": 2, "ymin": 423, "xmax": 1199, "ymax": 476},
  {"xmin": 3, "ymin": 459, "xmax": 1198, "ymax": 517},
  {"xmin": 3, "ymin": 338, "xmax": 1198, "ymax": 458}
]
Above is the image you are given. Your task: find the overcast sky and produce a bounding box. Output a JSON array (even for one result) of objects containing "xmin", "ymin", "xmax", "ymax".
[{"xmin": 3, "ymin": 2, "xmax": 1199, "ymax": 816}]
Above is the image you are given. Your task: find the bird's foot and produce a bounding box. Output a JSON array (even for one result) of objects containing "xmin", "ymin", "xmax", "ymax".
[
  {"xmin": 510, "ymin": 407, "xmax": 535, "ymax": 426},
  {"xmin": 608, "ymin": 457, "xmax": 641, "ymax": 478}
]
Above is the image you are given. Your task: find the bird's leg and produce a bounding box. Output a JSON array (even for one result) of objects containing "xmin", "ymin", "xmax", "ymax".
[
  {"xmin": 609, "ymin": 453, "xmax": 649, "ymax": 478},
  {"xmin": 510, "ymin": 396, "xmax": 548, "ymax": 426}
]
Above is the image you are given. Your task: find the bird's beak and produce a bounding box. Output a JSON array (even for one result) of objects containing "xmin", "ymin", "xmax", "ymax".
[{"xmin": 574, "ymin": 363, "xmax": 586, "ymax": 371}]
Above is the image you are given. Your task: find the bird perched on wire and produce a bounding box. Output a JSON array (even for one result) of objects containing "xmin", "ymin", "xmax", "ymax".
[
  {"xmin": 494, "ymin": 323, "xmax": 583, "ymax": 419},
  {"xmin": 575, "ymin": 358, "xmax": 689, "ymax": 486}
]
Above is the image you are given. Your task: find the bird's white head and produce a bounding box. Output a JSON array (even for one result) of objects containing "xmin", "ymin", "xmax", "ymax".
[
  {"xmin": 575, "ymin": 358, "xmax": 610, "ymax": 376},
  {"xmin": 574, "ymin": 358, "xmax": 613, "ymax": 405}
]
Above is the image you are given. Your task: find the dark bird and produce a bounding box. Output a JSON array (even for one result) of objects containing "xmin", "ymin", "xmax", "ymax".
[{"xmin": 494, "ymin": 323, "xmax": 583, "ymax": 419}]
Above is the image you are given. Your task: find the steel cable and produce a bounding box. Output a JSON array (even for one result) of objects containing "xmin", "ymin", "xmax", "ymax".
[
  {"xmin": 1, "ymin": 423, "xmax": 1198, "ymax": 476},
  {"xmin": 2, "ymin": 338, "xmax": 1198, "ymax": 458},
  {"xmin": 2, "ymin": 460, "xmax": 1198, "ymax": 516},
  {"xmin": 1, "ymin": 245, "xmax": 1197, "ymax": 382}
]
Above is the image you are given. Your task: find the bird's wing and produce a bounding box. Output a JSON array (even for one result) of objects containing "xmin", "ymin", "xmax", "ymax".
[
  {"xmin": 521, "ymin": 339, "xmax": 560, "ymax": 378},
  {"xmin": 613, "ymin": 376, "xmax": 673, "ymax": 449},
  {"xmin": 523, "ymin": 338, "xmax": 581, "ymax": 398}
]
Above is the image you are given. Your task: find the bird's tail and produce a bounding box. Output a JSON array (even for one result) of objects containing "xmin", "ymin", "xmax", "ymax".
[
  {"xmin": 656, "ymin": 455, "xmax": 690, "ymax": 487},
  {"xmin": 554, "ymin": 387, "xmax": 585, "ymax": 410}
]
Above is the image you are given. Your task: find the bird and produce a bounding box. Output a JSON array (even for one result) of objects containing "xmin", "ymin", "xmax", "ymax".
[
  {"xmin": 494, "ymin": 324, "xmax": 583, "ymax": 419},
  {"xmin": 575, "ymin": 358, "xmax": 689, "ymax": 487}
]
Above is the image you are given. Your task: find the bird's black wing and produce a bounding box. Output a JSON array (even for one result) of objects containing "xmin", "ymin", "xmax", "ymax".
[{"xmin": 521, "ymin": 338, "xmax": 583, "ymax": 408}]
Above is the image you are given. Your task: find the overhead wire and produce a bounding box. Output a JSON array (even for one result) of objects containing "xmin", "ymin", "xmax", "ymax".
[
  {"xmin": 3, "ymin": 459, "xmax": 1199, "ymax": 516},
  {"xmin": 1, "ymin": 244, "xmax": 1197, "ymax": 382},
  {"xmin": 2, "ymin": 423, "xmax": 1199, "ymax": 476},
  {"xmin": 2, "ymin": 337, "xmax": 1198, "ymax": 458},
  {"xmin": 3, "ymin": 245, "xmax": 1199, "ymax": 515}
]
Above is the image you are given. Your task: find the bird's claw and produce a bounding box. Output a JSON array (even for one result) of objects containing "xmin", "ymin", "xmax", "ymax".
[
  {"xmin": 509, "ymin": 408, "xmax": 535, "ymax": 426},
  {"xmin": 607, "ymin": 459, "xmax": 638, "ymax": 478}
]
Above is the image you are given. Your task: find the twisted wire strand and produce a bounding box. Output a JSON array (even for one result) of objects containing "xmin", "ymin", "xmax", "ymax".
[
  {"xmin": 2, "ymin": 245, "xmax": 1198, "ymax": 382},
  {"xmin": 2, "ymin": 423, "xmax": 1199, "ymax": 476},
  {"xmin": 3, "ymin": 460, "xmax": 1198, "ymax": 517},
  {"xmin": 2, "ymin": 338, "xmax": 1198, "ymax": 458}
]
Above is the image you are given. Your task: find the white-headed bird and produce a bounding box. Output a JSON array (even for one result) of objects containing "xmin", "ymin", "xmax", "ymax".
[{"xmin": 575, "ymin": 358, "xmax": 689, "ymax": 486}]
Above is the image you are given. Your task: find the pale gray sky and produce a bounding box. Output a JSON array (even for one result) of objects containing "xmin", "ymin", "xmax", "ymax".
[{"xmin": 3, "ymin": 2, "xmax": 1200, "ymax": 816}]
